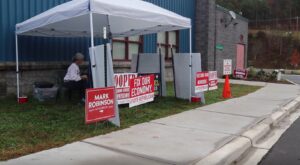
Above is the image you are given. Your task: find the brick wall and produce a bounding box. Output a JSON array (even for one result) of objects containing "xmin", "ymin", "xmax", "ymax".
[
  {"xmin": 195, "ymin": 0, "xmax": 248, "ymax": 76},
  {"xmin": 215, "ymin": 6, "xmax": 248, "ymax": 76},
  {"xmin": 195, "ymin": 0, "xmax": 216, "ymax": 71}
]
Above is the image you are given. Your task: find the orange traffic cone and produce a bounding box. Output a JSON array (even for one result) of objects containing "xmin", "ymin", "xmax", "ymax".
[{"xmin": 223, "ymin": 75, "xmax": 232, "ymax": 99}]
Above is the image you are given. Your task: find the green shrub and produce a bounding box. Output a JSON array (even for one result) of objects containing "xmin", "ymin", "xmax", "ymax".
[
  {"xmin": 248, "ymin": 67, "xmax": 257, "ymax": 78},
  {"xmin": 270, "ymin": 71, "xmax": 278, "ymax": 81},
  {"xmin": 255, "ymin": 69, "xmax": 278, "ymax": 82}
]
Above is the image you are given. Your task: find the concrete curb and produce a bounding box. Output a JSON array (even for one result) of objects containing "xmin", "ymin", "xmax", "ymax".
[
  {"xmin": 242, "ymin": 123, "xmax": 270, "ymax": 145},
  {"xmin": 270, "ymin": 110, "xmax": 288, "ymax": 126},
  {"xmin": 284, "ymin": 79, "xmax": 299, "ymax": 86},
  {"xmin": 282, "ymin": 97, "xmax": 300, "ymax": 114},
  {"xmin": 195, "ymin": 137, "xmax": 251, "ymax": 165},
  {"xmin": 194, "ymin": 95, "xmax": 300, "ymax": 165}
]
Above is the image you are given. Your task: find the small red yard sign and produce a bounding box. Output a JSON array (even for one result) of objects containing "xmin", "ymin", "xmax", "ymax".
[
  {"xmin": 85, "ymin": 87, "xmax": 115, "ymax": 124},
  {"xmin": 129, "ymin": 75, "xmax": 155, "ymax": 108},
  {"xmin": 195, "ymin": 72, "xmax": 209, "ymax": 93}
]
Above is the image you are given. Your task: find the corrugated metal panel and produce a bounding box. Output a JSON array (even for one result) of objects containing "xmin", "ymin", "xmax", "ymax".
[
  {"xmin": 0, "ymin": 0, "xmax": 89, "ymax": 62},
  {"xmin": 0, "ymin": 1, "xmax": 3, "ymax": 61},
  {"xmin": 0, "ymin": 0, "xmax": 195, "ymax": 62},
  {"xmin": 143, "ymin": 34, "xmax": 157, "ymax": 53},
  {"xmin": 144, "ymin": 0, "xmax": 196, "ymax": 53}
]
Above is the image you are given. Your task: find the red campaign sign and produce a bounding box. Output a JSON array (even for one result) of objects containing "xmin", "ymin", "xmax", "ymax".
[
  {"xmin": 208, "ymin": 71, "xmax": 218, "ymax": 91},
  {"xmin": 195, "ymin": 72, "xmax": 209, "ymax": 93},
  {"xmin": 85, "ymin": 87, "xmax": 115, "ymax": 124},
  {"xmin": 234, "ymin": 69, "xmax": 248, "ymax": 79},
  {"xmin": 114, "ymin": 73, "xmax": 138, "ymax": 104},
  {"xmin": 129, "ymin": 75, "xmax": 155, "ymax": 108}
]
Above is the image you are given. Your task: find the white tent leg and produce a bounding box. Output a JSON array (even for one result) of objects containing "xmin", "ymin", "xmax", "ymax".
[
  {"xmin": 15, "ymin": 34, "xmax": 20, "ymax": 99},
  {"xmin": 89, "ymin": 12, "xmax": 95, "ymax": 61},
  {"xmin": 189, "ymin": 28, "xmax": 192, "ymax": 102},
  {"xmin": 89, "ymin": 12, "xmax": 96, "ymax": 87}
]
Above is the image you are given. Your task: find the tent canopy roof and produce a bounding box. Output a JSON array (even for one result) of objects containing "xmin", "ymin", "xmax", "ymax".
[{"xmin": 16, "ymin": 0, "xmax": 191, "ymax": 38}]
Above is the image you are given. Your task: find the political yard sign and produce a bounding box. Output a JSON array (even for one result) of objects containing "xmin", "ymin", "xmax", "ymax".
[
  {"xmin": 114, "ymin": 73, "xmax": 138, "ymax": 104},
  {"xmin": 234, "ymin": 69, "xmax": 248, "ymax": 79},
  {"xmin": 129, "ymin": 75, "xmax": 155, "ymax": 108},
  {"xmin": 195, "ymin": 72, "xmax": 209, "ymax": 93},
  {"xmin": 85, "ymin": 87, "xmax": 115, "ymax": 124},
  {"xmin": 208, "ymin": 71, "xmax": 218, "ymax": 91},
  {"xmin": 138, "ymin": 73, "xmax": 161, "ymax": 96}
]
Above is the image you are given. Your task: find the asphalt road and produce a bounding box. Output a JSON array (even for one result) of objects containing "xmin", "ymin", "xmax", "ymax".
[
  {"xmin": 259, "ymin": 118, "xmax": 300, "ymax": 165},
  {"xmin": 259, "ymin": 74, "xmax": 300, "ymax": 165},
  {"xmin": 282, "ymin": 74, "xmax": 300, "ymax": 85}
]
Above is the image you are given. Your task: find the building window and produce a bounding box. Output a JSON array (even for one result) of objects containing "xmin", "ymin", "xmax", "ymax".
[
  {"xmin": 112, "ymin": 36, "xmax": 143, "ymax": 60},
  {"xmin": 157, "ymin": 31, "xmax": 179, "ymax": 59}
]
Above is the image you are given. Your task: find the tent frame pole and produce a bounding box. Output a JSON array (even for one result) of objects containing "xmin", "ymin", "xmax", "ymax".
[
  {"xmin": 189, "ymin": 28, "xmax": 192, "ymax": 102},
  {"xmin": 104, "ymin": 35, "xmax": 108, "ymax": 87},
  {"xmin": 89, "ymin": 12, "xmax": 96, "ymax": 86},
  {"xmin": 158, "ymin": 44, "xmax": 163, "ymax": 97},
  {"xmin": 170, "ymin": 45, "xmax": 177, "ymax": 98},
  {"xmin": 15, "ymin": 33, "xmax": 20, "ymax": 99},
  {"xmin": 104, "ymin": 15, "xmax": 111, "ymax": 87}
]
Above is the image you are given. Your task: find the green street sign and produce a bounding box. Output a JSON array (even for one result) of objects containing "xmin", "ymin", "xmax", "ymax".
[{"xmin": 216, "ymin": 44, "xmax": 224, "ymax": 50}]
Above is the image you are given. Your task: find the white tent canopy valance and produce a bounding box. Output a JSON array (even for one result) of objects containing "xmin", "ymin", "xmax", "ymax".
[
  {"xmin": 16, "ymin": 0, "xmax": 191, "ymax": 38},
  {"xmin": 15, "ymin": 0, "xmax": 193, "ymax": 104}
]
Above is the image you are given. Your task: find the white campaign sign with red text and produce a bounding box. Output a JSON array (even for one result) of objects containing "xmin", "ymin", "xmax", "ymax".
[
  {"xmin": 129, "ymin": 75, "xmax": 155, "ymax": 108},
  {"xmin": 114, "ymin": 73, "xmax": 138, "ymax": 104},
  {"xmin": 208, "ymin": 71, "xmax": 218, "ymax": 91},
  {"xmin": 223, "ymin": 59, "xmax": 232, "ymax": 75},
  {"xmin": 85, "ymin": 87, "xmax": 115, "ymax": 124},
  {"xmin": 195, "ymin": 72, "xmax": 209, "ymax": 93}
]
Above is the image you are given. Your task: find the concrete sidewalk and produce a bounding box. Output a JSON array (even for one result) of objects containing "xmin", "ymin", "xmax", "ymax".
[{"xmin": 1, "ymin": 81, "xmax": 299, "ymax": 165}]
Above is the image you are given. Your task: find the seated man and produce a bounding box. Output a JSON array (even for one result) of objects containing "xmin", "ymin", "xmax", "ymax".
[{"xmin": 63, "ymin": 53, "xmax": 88, "ymax": 102}]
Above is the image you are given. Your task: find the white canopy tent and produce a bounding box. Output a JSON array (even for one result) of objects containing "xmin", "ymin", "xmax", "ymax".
[{"xmin": 15, "ymin": 0, "xmax": 192, "ymax": 99}]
